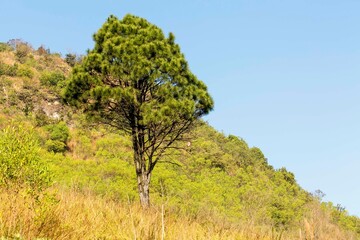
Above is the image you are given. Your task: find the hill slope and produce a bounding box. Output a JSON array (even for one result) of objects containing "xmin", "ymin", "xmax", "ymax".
[{"xmin": 0, "ymin": 40, "xmax": 359, "ymax": 239}]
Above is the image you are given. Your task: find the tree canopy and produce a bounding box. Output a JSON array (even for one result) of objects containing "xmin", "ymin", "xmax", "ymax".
[{"xmin": 64, "ymin": 14, "xmax": 214, "ymax": 206}]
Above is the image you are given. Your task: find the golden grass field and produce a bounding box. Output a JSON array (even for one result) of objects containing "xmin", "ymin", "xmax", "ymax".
[{"xmin": 0, "ymin": 187, "xmax": 356, "ymax": 240}]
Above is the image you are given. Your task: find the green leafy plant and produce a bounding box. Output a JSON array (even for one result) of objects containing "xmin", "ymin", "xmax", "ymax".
[
  {"xmin": 15, "ymin": 42, "xmax": 32, "ymax": 63},
  {"xmin": 0, "ymin": 124, "xmax": 52, "ymax": 196},
  {"xmin": 0, "ymin": 62, "xmax": 18, "ymax": 77},
  {"xmin": 40, "ymin": 71, "xmax": 66, "ymax": 87},
  {"xmin": 17, "ymin": 65, "xmax": 34, "ymax": 78},
  {"xmin": 0, "ymin": 42, "xmax": 11, "ymax": 52},
  {"xmin": 64, "ymin": 53, "xmax": 77, "ymax": 67},
  {"xmin": 45, "ymin": 121, "xmax": 70, "ymax": 153}
]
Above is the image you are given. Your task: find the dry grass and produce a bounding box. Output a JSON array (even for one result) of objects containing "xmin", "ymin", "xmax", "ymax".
[
  {"xmin": 299, "ymin": 202, "xmax": 358, "ymax": 240},
  {"xmin": 0, "ymin": 188, "xmax": 357, "ymax": 240},
  {"xmin": 0, "ymin": 52, "xmax": 16, "ymax": 65},
  {"xmin": 0, "ymin": 188, "xmax": 247, "ymax": 240}
]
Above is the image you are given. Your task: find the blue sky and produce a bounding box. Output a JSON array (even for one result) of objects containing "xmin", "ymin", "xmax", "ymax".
[{"xmin": 1, "ymin": 0, "xmax": 359, "ymax": 216}]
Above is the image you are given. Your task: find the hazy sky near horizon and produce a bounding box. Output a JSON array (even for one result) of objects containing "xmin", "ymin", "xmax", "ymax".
[{"xmin": 1, "ymin": 0, "xmax": 360, "ymax": 216}]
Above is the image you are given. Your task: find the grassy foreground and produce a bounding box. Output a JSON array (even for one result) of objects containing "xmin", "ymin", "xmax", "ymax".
[{"xmin": 0, "ymin": 188, "xmax": 357, "ymax": 240}]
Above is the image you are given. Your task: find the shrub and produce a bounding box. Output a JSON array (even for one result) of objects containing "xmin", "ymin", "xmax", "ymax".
[
  {"xmin": 0, "ymin": 62, "xmax": 5, "ymax": 76},
  {"xmin": 40, "ymin": 71, "xmax": 66, "ymax": 87},
  {"xmin": 17, "ymin": 65, "xmax": 34, "ymax": 78},
  {"xmin": 37, "ymin": 45, "xmax": 49, "ymax": 55},
  {"xmin": 45, "ymin": 122, "xmax": 70, "ymax": 153},
  {"xmin": 34, "ymin": 109, "xmax": 50, "ymax": 127},
  {"xmin": 7, "ymin": 89, "xmax": 18, "ymax": 106},
  {"xmin": 0, "ymin": 124, "xmax": 52, "ymax": 195},
  {"xmin": 0, "ymin": 62, "xmax": 18, "ymax": 77},
  {"xmin": 0, "ymin": 42, "xmax": 11, "ymax": 52},
  {"xmin": 65, "ymin": 53, "xmax": 77, "ymax": 67},
  {"xmin": 45, "ymin": 139, "xmax": 67, "ymax": 153},
  {"xmin": 24, "ymin": 54, "xmax": 38, "ymax": 68},
  {"xmin": 6, "ymin": 64, "xmax": 18, "ymax": 76},
  {"xmin": 0, "ymin": 76, "xmax": 12, "ymax": 88},
  {"xmin": 0, "ymin": 77, "xmax": 12, "ymax": 104},
  {"xmin": 15, "ymin": 43, "xmax": 32, "ymax": 63}
]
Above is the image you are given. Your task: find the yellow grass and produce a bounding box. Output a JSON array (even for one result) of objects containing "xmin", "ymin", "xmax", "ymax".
[
  {"xmin": 0, "ymin": 188, "xmax": 357, "ymax": 240},
  {"xmin": 0, "ymin": 52, "xmax": 16, "ymax": 65}
]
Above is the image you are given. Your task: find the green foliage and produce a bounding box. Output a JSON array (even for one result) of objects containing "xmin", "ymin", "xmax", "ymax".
[
  {"xmin": 45, "ymin": 139, "xmax": 67, "ymax": 153},
  {"xmin": 95, "ymin": 133, "xmax": 132, "ymax": 161},
  {"xmin": 64, "ymin": 14, "xmax": 214, "ymax": 206},
  {"xmin": 48, "ymin": 153, "xmax": 137, "ymax": 201},
  {"xmin": 40, "ymin": 71, "xmax": 66, "ymax": 87},
  {"xmin": 15, "ymin": 42, "xmax": 32, "ymax": 63},
  {"xmin": 0, "ymin": 76, "xmax": 12, "ymax": 88},
  {"xmin": 49, "ymin": 121, "xmax": 310, "ymax": 229},
  {"xmin": 66, "ymin": 128, "xmax": 93, "ymax": 159},
  {"xmin": 64, "ymin": 14, "xmax": 213, "ymax": 130},
  {"xmin": 5, "ymin": 89, "xmax": 18, "ymax": 107},
  {"xmin": 321, "ymin": 201, "xmax": 360, "ymax": 234},
  {"xmin": 17, "ymin": 65, "xmax": 34, "ymax": 78},
  {"xmin": 0, "ymin": 42, "xmax": 11, "ymax": 52},
  {"xmin": 64, "ymin": 53, "xmax": 77, "ymax": 66},
  {"xmin": 23, "ymin": 54, "xmax": 38, "ymax": 68},
  {"xmin": 0, "ymin": 62, "xmax": 18, "ymax": 77},
  {"xmin": 47, "ymin": 122, "xmax": 70, "ymax": 142},
  {"xmin": 0, "ymin": 124, "xmax": 52, "ymax": 195},
  {"xmin": 0, "ymin": 77, "xmax": 11, "ymax": 104},
  {"xmin": 45, "ymin": 121, "xmax": 70, "ymax": 153},
  {"xmin": 34, "ymin": 109, "xmax": 50, "ymax": 127},
  {"xmin": 0, "ymin": 62, "xmax": 6, "ymax": 76}
]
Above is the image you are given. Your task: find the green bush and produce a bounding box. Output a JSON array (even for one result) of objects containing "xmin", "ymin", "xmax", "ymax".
[
  {"xmin": 0, "ymin": 76, "xmax": 11, "ymax": 87},
  {"xmin": 47, "ymin": 122, "xmax": 70, "ymax": 143},
  {"xmin": 65, "ymin": 53, "xmax": 77, "ymax": 67},
  {"xmin": 71, "ymin": 131, "xmax": 93, "ymax": 159},
  {"xmin": 0, "ymin": 62, "xmax": 5, "ymax": 76},
  {"xmin": 40, "ymin": 71, "xmax": 66, "ymax": 87},
  {"xmin": 6, "ymin": 89, "xmax": 18, "ymax": 106},
  {"xmin": 7, "ymin": 64, "xmax": 18, "ymax": 77},
  {"xmin": 0, "ymin": 42, "xmax": 11, "ymax": 52},
  {"xmin": 0, "ymin": 77, "xmax": 12, "ymax": 104},
  {"xmin": 17, "ymin": 65, "xmax": 34, "ymax": 78},
  {"xmin": 45, "ymin": 122, "xmax": 70, "ymax": 153},
  {"xmin": 45, "ymin": 139, "xmax": 67, "ymax": 153},
  {"xmin": 15, "ymin": 43, "xmax": 32, "ymax": 63},
  {"xmin": 0, "ymin": 62, "xmax": 18, "ymax": 77},
  {"xmin": 24, "ymin": 54, "xmax": 38, "ymax": 68},
  {"xmin": 0, "ymin": 124, "xmax": 52, "ymax": 195},
  {"xmin": 95, "ymin": 133, "xmax": 132, "ymax": 161},
  {"xmin": 34, "ymin": 109, "xmax": 50, "ymax": 127}
]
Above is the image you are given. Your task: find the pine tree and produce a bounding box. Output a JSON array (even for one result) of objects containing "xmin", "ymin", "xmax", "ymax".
[{"xmin": 64, "ymin": 14, "xmax": 213, "ymax": 207}]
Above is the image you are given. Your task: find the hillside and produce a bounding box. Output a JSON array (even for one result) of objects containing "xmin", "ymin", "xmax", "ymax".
[{"xmin": 0, "ymin": 40, "xmax": 359, "ymax": 239}]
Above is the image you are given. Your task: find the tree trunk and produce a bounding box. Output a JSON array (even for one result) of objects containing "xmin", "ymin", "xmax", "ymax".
[
  {"xmin": 137, "ymin": 172, "xmax": 151, "ymax": 207},
  {"xmin": 132, "ymin": 123, "xmax": 151, "ymax": 208}
]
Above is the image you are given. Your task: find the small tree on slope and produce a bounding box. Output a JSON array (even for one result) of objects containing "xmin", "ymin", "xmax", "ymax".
[{"xmin": 64, "ymin": 14, "xmax": 213, "ymax": 207}]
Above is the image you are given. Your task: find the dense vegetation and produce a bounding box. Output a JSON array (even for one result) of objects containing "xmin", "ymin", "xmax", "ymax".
[{"xmin": 0, "ymin": 36, "xmax": 359, "ymax": 239}]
